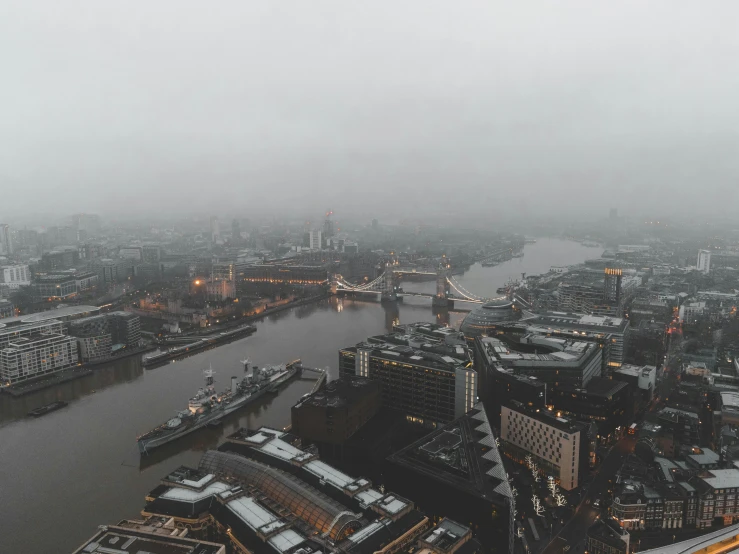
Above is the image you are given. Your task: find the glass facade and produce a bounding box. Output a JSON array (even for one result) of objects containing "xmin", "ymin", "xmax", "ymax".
[{"xmin": 199, "ymin": 451, "xmax": 361, "ymax": 540}]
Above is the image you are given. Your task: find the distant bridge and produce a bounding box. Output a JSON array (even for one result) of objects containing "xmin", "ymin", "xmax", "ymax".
[{"xmin": 333, "ymin": 265, "xmax": 510, "ymax": 308}]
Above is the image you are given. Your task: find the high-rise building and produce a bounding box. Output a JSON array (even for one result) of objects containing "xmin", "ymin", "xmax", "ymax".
[
  {"xmin": 323, "ymin": 210, "xmax": 335, "ymax": 241},
  {"xmin": 604, "ymin": 267, "xmax": 623, "ymax": 305},
  {"xmin": 339, "ymin": 336, "xmax": 477, "ymax": 425},
  {"xmin": 72, "ymin": 213, "xmax": 101, "ymax": 236},
  {"xmin": 231, "ymin": 218, "xmax": 240, "ymax": 243},
  {"xmin": 209, "ymin": 216, "xmax": 220, "ymax": 244},
  {"xmin": 309, "ymin": 228, "xmax": 322, "ymax": 250},
  {"xmin": 697, "ymin": 249, "xmax": 711, "ymax": 274},
  {"xmin": 0, "ymin": 224, "xmax": 13, "ymax": 255},
  {"xmin": 609, "ymin": 208, "xmax": 618, "ymax": 221}
]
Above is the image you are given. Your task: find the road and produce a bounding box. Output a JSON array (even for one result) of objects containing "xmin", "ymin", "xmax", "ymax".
[{"xmin": 541, "ymin": 437, "xmax": 634, "ymax": 554}]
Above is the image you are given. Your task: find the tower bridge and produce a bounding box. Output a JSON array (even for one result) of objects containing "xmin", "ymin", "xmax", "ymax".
[{"xmin": 333, "ymin": 265, "xmax": 506, "ymax": 308}]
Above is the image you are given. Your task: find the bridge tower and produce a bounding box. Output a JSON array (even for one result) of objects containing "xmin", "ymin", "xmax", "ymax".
[
  {"xmin": 380, "ymin": 265, "xmax": 397, "ymax": 303},
  {"xmin": 432, "ymin": 264, "xmax": 452, "ymax": 308},
  {"xmin": 329, "ymin": 274, "xmax": 338, "ymax": 294}
]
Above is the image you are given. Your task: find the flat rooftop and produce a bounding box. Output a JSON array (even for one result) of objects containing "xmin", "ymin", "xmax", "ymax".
[
  {"xmin": 615, "ymin": 364, "xmax": 657, "ymax": 378},
  {"xmin": 699, "ymin": 469, "xmax": 739, "ymax": 490},
  {"xmin": 341, "ymin": 342, "xmax": 469, "ymax": 374},
  {"xmin": 0, "ymin": 305, "xmax": 101, "ymax": 326},
  {"xmin": 479, "ymin": 335, "xmax": 599, "ymax": 369},
  {"xmin": 522, "ymin": 311, "xmax": 629, "ymax": 333},
  {"xmin": 73, "ymin": 526, "xmax": 225, "ymax": 554},
  {"xmin": 505, "ymin": 400, "xmax": 586, "ymax": 434},
  {"xmin": 293, "ymin": 375, "xmax": 378, "ymax": 409},
  {"xmin": 388, "ymin": 402, "xmax": 512, "ymax": 503}
]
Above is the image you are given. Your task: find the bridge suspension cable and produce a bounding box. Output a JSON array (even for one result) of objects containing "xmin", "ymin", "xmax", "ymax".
[
  {"xmin": 335, "ymin": 272, "xmax": 386, "ymax": 291},
  {"xmin": 446, "ymin": 276, "xmax": 486, "ymax": 301}
]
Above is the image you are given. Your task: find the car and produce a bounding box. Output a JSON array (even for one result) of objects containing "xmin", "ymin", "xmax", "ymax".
[{"xmin": 593, "ymin": 499, "xmax": 601, "ymax": 508}]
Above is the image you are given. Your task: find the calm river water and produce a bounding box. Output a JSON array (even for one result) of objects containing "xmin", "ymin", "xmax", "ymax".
[{"xmin": 0, "ymin": 238, "xmax": 601, "ymax": 553}]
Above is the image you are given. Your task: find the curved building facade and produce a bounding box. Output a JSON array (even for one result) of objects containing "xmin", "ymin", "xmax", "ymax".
[
  {"xmin": 199, "ymin": 450, "xmax": 361, "ymax": 540},
  {"xmin": 460, "ymin": 299, "xmax": 521, "ymax": 338}
]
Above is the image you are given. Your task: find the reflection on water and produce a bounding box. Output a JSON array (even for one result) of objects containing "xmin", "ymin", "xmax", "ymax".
[
  {"xmin": 0, "ymin": 238, "xmax": 601, "ymax": 553},
  {"xmin": 0, "ymin": 358, "xmax": 144, "ymax": 426}
]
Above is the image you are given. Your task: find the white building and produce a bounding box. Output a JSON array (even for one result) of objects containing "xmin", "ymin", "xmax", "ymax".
[
  {"xmin": 679, "ymin": 301, "xmax": 706, "ymax": 323},
  {"xmin": 501, "ymin": 402, "xmax": 584, "ymax": 490},
  {"xmin": 697, "ymin": 250, "xmax": 712, "ymax": 274},
  {"xmin": 0, "ymin": 332, "xmax": 79, "ymax": 385},
  {"xmin": 309, "ymin": 229, "xmax": 322, "ymax": 250},
  {"xmin": 1, "ymin": 264, "xmax": 30, "ymax": 289}
]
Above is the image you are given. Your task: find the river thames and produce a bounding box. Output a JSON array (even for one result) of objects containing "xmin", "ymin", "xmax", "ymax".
[{"xmin": 0, "ymin": 238, "xmax": 601, "ymax": 553}]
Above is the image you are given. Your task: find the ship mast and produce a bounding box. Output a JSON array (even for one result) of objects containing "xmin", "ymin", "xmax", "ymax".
[{"xmin": 204, "ymin": 364, "xmax": 215, "ymax": 386}]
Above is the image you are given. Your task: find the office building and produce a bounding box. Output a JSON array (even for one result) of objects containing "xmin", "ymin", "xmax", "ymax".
[
  {"xmin": 292, "ymin": 376, "xmax": 381, "ymax": 455},
  {"xmin": 472, "ymin": 336, "xmax": 548, "ymax": 425},
  {"xmin": 548, "ymin": 378, "xmax": 630, "ymax": 438},
  {"xmin": 68, "ymin": 312, "xmax": 141, "ymax": 361},
  {"xmin": 339, "ymin": 337, "xmax": 477, "ymax": 425},
  {"xmin": 386, "ymin": 403, "xmax": 514, "ymax": 552},
  {"xmin": 231, "ymin": 219, "xmax": 241, "ymax": 242},
  {"xmin": 0, "ymin": 331, "xmax": 78, "ymax": 384},
  {"xmin": 74, "ymin": 523, "xmax": 226, "ymax": 554},
  {"xmin": 140, "ymin": 430, "xmax": 439, "ymax": 554},
  {"xmin": 0, "ymin": 223, "xmax": 12, "ymax": 255},
  {"xmin": 76, "ymin": 334, "xmax": 112, "ymax": 363},
  {"xmin": 459, "ymin": 299, "xmax": 522, "ymax": 338},
  {"xmin": 33, "ymin": 270, "xmax": 98, "ymax": 300},
  {"xmin": 603, "ymin": 268, "xmax": 623, "ymax": 305},
  {"xmin": 613, "ymin": 364, "xmax": 657, "ymax": 406},
  {"xmin": 72, "ymin": 213, "xmax": 101, "ymax": 236},
  {"xmin": 500, "ymin": 400, "xmax": 588, "ymax": 490},
  {"xmin": 309, "ymin": 228, "xmax": 322, "ymax": 250},
  {"xmin": 587, "ymin": 519, "xmax": 630, "ymax": 554},
  {"xmin": 40, "ymin": 248, "xmax": 79, "ymax": 270},
  {"xmin": 210, "ymin": 215, "xmax": 220, "ymax": 243},
  {"xmin": 697, "ymin": 249, "xmax": 712, "ymax": 274},
  {"xmin": 520, "ymin": 312, "xmax": 630, "ymax": 371},
  {"xmin": 0, "ymin": 264, "xmax": 30, "ymax": 289},
  {"xmin": 478, "ymin": 334, "xmax": 602, "ymax": 389},
  {"xmin": 89, "ymin": 258, "xmax": 132, "ymax": 285}
]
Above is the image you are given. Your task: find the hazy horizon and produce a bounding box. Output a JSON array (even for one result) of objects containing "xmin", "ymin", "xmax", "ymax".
[{"xmin": 2, "ymin": 1, "xmax": 739, "ymax": 221}]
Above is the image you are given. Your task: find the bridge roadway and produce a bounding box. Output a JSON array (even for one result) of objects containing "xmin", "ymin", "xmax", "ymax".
[{"xmin": 335, "ymin": 288, "xmax": 486, "ymax": 304}]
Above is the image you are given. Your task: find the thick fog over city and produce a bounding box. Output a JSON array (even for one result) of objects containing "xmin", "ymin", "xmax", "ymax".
[
  {"xmin": 2, "ymin": 1, "xmax": 739, "ymax": 221},
  {"xmin": 4, "ymin": 4, "xmax": 739, "ymax": 554}
]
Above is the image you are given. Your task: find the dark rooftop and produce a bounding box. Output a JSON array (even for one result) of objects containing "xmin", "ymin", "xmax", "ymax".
[
  {"xmin": 340, "ymin": 342, "xmax": 470, "ymax": 374},
  {"xmin": 293, "ymin": 375, "xmax": 379, "ymax": 410},
  {"xmin": 387, "ymin": 403, "xmax": 512, "ymax": 503},
  {"xmin": 505, "ymin": 400, "xmax": 586, "ymax": 434},
  {"xmin": 587, "ymin": 519, "xmax": 629, "ymax": 550},
  {"xmin": 73, "ymin": 526, "xmax": 225, "ymax": 554},
  {"xmin": 584, "ymin": 376, "xmax": 630, "ymax": 398}
]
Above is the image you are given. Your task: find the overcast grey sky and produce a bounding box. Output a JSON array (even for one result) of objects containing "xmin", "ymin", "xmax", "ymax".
[{"xmin": 1, "ymin": 1, "xmax": 738, "ymax": 221}]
